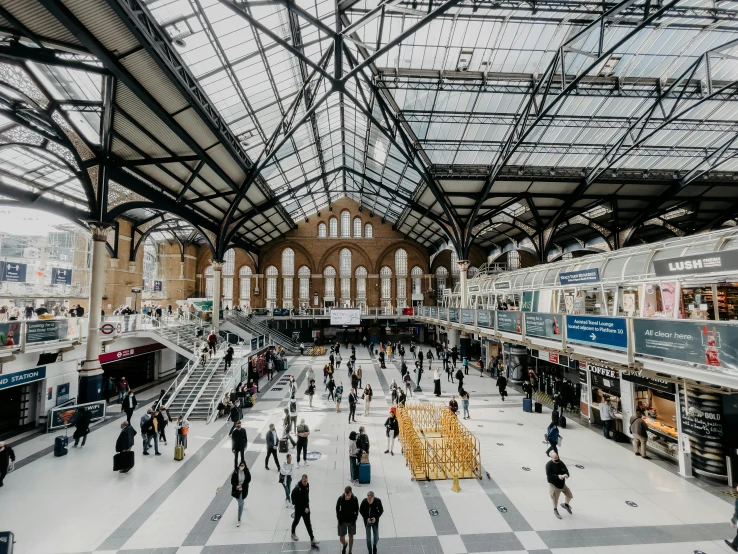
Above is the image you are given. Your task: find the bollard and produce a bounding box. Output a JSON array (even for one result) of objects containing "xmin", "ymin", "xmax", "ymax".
[{"xmin": 451, "ymin": 474, "xmax": 461, "ymax": 493}]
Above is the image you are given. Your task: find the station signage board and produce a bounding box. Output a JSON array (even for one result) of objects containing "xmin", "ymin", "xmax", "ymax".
[
  {"xmin": 448, "ymin": 308, "xmax": 458, "ymax": 323},
  {"xmin": 154, "ymin": 280, "xmax": 163, "ymax": 292},
  {"xmin": 0, "ymin": 366, "xmax": 46, "ymax": 390},
  {"xmin": 494, "ymin": 281, "xmax": 510, "ymax": 290},
  {"xmin": 653, "ymin": 249, "xmax": 738, "ymax": 277},
  {"xmin": 99, "ymin": 342, "xmax": 165, "ymax": 363},
  {"xmin": 476, "ymin": 310, "xmax": 492, "ymax": 328},
  {"xmin": 51, "ymin": 267, "xmax": 72, "ymax": 285},
  {"xmin": 524, "ymin": 313, "xmax": 562, "ymax": 340},
  {"xmin": 26, "ymin": 320, "xmax": 69, "ymax": 344},
  {"xmin": 565, "ymin": 315, "xmax": 627, "ymax": 351},
  {"xmin": 497, "ymin": 311, "xmax": 521, "ymax": 334},
  {"xmin": 0, "ymin": 261, "xmax": 27, "ymax": 282},
  {"xmin": 559, "ymin": 268, "xmax": 600, "ymax": 286},
  {"xmin": 460, "ymin": 309, "xmax": 474, "ymax": 325}
]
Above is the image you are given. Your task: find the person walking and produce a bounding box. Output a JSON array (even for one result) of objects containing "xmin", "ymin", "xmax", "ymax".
[
  {"xmin": 306, "ymin": 365, "xmax": 315, "ymax": 385},
  {"xmin": 140, "ymin": 410, "xmax": 160, "ymax": 456},
  {"xmin": 71, "ymin": 407, "xmax": 92, "ymax": 448},
  {"xmin": 283, "ymin": 408, "xmax": 297, "ymax": 449},
  {"xmin": 600, "ymin": 395, "xmax": 615, "ymax": 439},
  {"xmin": 451, "ymin": 348, "xmax": 458, "ymax": 368},
  {"xmin": 446, "ymin": 356, "xmax": 454, "ymax": 383},
  {"xmin": 231, "ymin": 420, "xmax": 248, "ymax": 468},
  {"xmin": 176, "ymin": 416, "xmax": 189, "ymax": 456},
  {"xmin": 280, "ymin": 454, "xmax": 295, "ymax": 507},
  {"xmin": 433, "ymin": 367, "xmax": 442, "ymax": 397},
  {"xmin": 335, "ymin": 382, "xmax": 344, "ymax": 413},
  {"xmin": 121, "ymin": 390, "xmax": 137, "ymax": 424},
  {"xmin": 630, "ymin": 409, "xmax": 651, "ymax": 459},
  {"xmin": 724, "ymin": 485, "xmax": 738, "ymax": 551},
  {"xmin": 207, "ymin": 329, "xmax": 218, "ymax": 355},
  {"xmin": 118, "ymin": 376, "xmax": 128, "ymax": 404},
  {"xmin": 360, "ymin": 491, "xmax": 384, "ymax": 554},
  {"xmin": 231, "ymin": 460, "xmax": 251, "ymax": 527},
  {"xmin": 289, "ymin": 396, "xmax": 299, "ymax": 433},
  {"xmin": 307, "ymin": 379, "xmax": 316, "ymax": 408},
  {"xmin": 224, "ymin": 344, "xmax": 234, "ymax": 371},
  {"xmin": 545, "ymin": 422, "xmax": 560, "ymax": 456},
  {"xmin": 229, "ymin": 403, "xmax": 241, "ymax": 435},
  {"xmin": 403, "ymin": 371, "xmax": 414, "ymax": 398},
  {"xmin": 546, "ymin": 452, "xmax": 573, "ymax": 519},
  {"xmin": 296, "ymin": 418, "xmax": 310, "ymax": 468},
  {"xmin": 384, "ymin": 411, "xmax": 399, "ymax": 455},
  {"xmin": 455, "ymin": 366, "xmax": 464, "ymax": 393},
  {"xmin": 348, "ymin": 388, "xmax": 358, "ymax": 423},
  {"xmin": 460, "ymin": 389, "xmax": 470, "ymax": 419},
  {"xmin": 157, "ymin": 407, "xmax": 172, "ymax": 445},
  {"xmin": 336, "ymin": 485, "xmax": 359, "ymax": 554},
  {"xmin": 355, "ymin": 366, "xmax": 363, "ymax": 389},
  {"xmin": 290, "ymin": 474, "xmax": 320, "ymax": 545},
  {"xmin": 115, "ymin": 421, "xmax": 136, "ymax": 474},
  {"xmin": 362, "ymin": 384, "xmax": 373, "ymax": 416},
  {"xmin": 336, "ymin": 351, "xmax": 342, "ymax": 370},
  {"xmin": 497, "ymin": 374, "xmax": 508, "ymax": 401},
  {"xmin": 265, "ymin": 423, "xmax": 280, "ymax": 469},
  {"xmin": 0, "ymin": 441, "xmax": 16, "ymax": 487}
]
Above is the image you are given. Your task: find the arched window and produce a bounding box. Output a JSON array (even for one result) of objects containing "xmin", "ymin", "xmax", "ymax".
[
  {"xmin": 266, "ymin": 265, "xmax": 278, "ymax": 309},
  {"xmin": 395, "ymin": 248, "xmax": 407, "ymax": 276},
  {"xmin": 239, "ymin": 266, "xmax": 252, "ymax": 311},
  {"xmin": 436, "ymin": 266, "xmax": 448, "ymax": 298},
  {"xmin": 451, "ymin": 251, "xmax": 460, "ymax": 286},
  {"xmin": 394, "ymin": 249, "xmax": 408, "ymax": 307},
  {"xmin": 507, "ymin": 250, "xmax": 520, "ymax": 270},
  {"xmin": 318, "ymin": 223, "xmax": 327, "ymax": 238},
  {"xmin": 143, "ymin": 241, "xmax": 159, "ymax": 292},
  {"xmin": 353, "ymin": 217, "xmax": 362, "ymax": 238},
  {"xmin": 411, "ymin": 266, "xmax": 423, "ymax": 296},
  {"xmin": 324, "ymin": 266, "xmax": 336, "ymax": 299},
  {"xmin": 341, "ymin": 210, "xmax": 351, "ymax": 237},
  {"xmin": 329, "ymin": 217, "xmax": 338, "ymax": 238},
  {"xmin": 205, "ymin": 265, "xmax": 214, "ymax": 299},
  {"xmin": 282, "ymin": 248, "xmax": 294, "ymax": 308},
  {"xmin": 355, "ymin": 266, "xmax": 367, "ymax": 300},
  {"xmin": 364, "ymin": 223, "xmax": 373, "ymax": 238},
  {"xmin": 380, "ymin": 266, "xmax": 392, "ymax": 312},
  {"xmin": 222, "ymin": 249, "xmax": 235, "ymax": 308},
  {"xmin": 298, "ymin": 266, "xmax": 311, "ymax": 305},
  {"xmin": 340, "ymin": 248, "xmax": 351, "ymax": 304}
]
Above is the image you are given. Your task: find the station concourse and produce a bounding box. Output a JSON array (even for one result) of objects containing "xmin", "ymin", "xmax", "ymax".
[{"xmin": 1, "ymin": 1, "xmax": 738, "ymax": 553}]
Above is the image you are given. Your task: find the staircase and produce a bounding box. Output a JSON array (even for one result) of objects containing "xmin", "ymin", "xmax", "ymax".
[
  {"xmin": 226, "ymin": 311, "xmax": 302, "ymax": 354},
  {"xmin": 164, "ymin": 355, "xmax": 222, "ymax": 418},
  {"xmin": 189, "ymin": 360, "xmax": 228, "ymax": 420}
]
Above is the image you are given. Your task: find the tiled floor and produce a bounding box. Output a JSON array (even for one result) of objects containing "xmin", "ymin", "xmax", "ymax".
[{"xmin": 1, "ymin": 349, "xmax": 736, "ymax": 554}]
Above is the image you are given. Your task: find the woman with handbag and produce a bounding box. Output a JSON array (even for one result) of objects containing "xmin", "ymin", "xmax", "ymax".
[
  {"xmin": 176, "ymin": 416, "xmax": 189, "ymax": 453},
  {"xmin": 363, "ymin": 384, "xmax": 373, "ymax": 416},
  {"xmin": 280, "ymin": 454, "xmax": 295, "ymax": 507},
  {"xmin": 231, "ymin": 461, "xmax": 251, "ymax": 527},
  {"xmin": 348, "ymin": 431, "xmax": 360, "ymax": 486}
]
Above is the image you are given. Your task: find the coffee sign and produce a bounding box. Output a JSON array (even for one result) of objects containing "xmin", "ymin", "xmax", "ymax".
[
  {"xmin": 653, "ymin": 249, "xmax": 738, "ymax": 277},
  {"xmin": 586, "ymin": 362, "xmax": 619, "ymax": 379}
]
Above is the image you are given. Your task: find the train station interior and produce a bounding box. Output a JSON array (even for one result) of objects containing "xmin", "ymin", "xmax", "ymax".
[{"xmin": 1, "ymin": 1, "xmax": 738, "ymax": 553}]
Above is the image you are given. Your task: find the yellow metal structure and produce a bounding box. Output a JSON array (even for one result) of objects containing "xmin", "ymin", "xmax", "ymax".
[
  {"xmin": 397, "ymin": 402, "xmax": 482, "ymax": 481},
  {"xmin": 305, "ymin": 346, "xmax": 326, "ymax": 356},
  {"xmin": 451, "ymin": 475, "xmax": 462, "ymax": 492}
]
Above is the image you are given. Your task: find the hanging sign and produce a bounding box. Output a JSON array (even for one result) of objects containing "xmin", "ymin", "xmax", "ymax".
[
  {"xmin": 494, "ymin": 281, "xmax": 510, "ymax": 290},
  {"xmin": 0, "ymin": 261, "xmax": 27, "ymax": 282},
  {"xmin": 460, "ymin": 309, "xmax": 474, "ymax": 325},
  {"xmin": 0, "ymin": 366, "xmax": 46, "ymax": 390},
  {"xmin": 250, "ymin": 337, "xmax": 258, "ymax": 350},
  {"xmin": 565, "ymin": 315, "xmax": 627, "ymax": 351},
  {"xmin": 258, "ymin": 335, "xmax": 265, "ymax": 348},
  {"xmin": 476, "ymin": 310, "xmax": 492, "ymax": 328},
  {"xmin": 26, "ymin": 320, "xmax": 69, "ymax": 344},
  {"xmin": 51, "ymin": 267, "xmax": 72, "ymax": 285},
  {"xmin": 154, "ymin": 280, "xmax": 163, "ymax": 292},
  {"xmin": 524, "ymin": 313, "xmax": 562, "ymax": 339},
  {"xmin": 559, "ymin": 268, "xmax": 600, "ymax": 285},
  {"xmin": 448, "ymin": 308, "xmax": 459, "ymax": 323},
  {"xmin": 497, "ymin": 311, "xmax": 521, "ymax": 334},
  {"xmin": 653, "ymin": 249, "xmax": 738, "ymax": 277}
]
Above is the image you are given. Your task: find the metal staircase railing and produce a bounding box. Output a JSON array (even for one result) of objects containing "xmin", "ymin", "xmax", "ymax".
[
  {"xmin": 225, "ymin": 310, "xmax": 301, "ymax": 352},
  {"xmin": 183, "ymin": 343, "xmax": 227, "ymax": 419}
]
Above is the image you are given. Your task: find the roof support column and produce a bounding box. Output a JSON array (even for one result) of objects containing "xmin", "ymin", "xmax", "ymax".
[
  {"xmin": 457, "ymin": 259, "xmax": 471, "ymax": 360},
  {"xmin": 211, "ymin": 260, "xmax": 224, "ymax": 333},
  {"xmin": 78, "ymin": 225, "xmax": 109, "ymax": 403}
]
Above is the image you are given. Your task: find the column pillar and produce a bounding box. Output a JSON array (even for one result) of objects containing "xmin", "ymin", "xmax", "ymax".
[
  {"xmin": 457, "ymin": 259, "xmax": 471, "ymax": 360},
  {"xmin": 211, "ymin": 259, "xmax": 224, "ymax": 332},
  {"xmin": 78, "ymin": 225, "xmax": 108, "ymax": 403}
]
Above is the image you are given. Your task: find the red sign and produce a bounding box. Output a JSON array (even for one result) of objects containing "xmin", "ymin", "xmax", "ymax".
[
  {"xmin": 100, "ymin": 322, "xmax": 121, "ymax": 336},
  {"xmin": 99, "ymin": 342, "xmax": 166, "ymax": 364},
  {"xmin": 548, "ymin": 352, "xmax": 559, "ymax": 364},
  {"xmin": 402, "ymin": 307, "xmax": 414, "ymax": 316}
]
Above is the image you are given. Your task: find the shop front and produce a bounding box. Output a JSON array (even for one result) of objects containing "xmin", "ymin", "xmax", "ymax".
[
  {"xmin": 0, "ymin": 366, "xmax": 46, "ymax": 436},
  {"xmin": 527, "ymin": 349, "xmax": 579, "ymax": 411},
  {"xmin": 586, "ymin": 361, "xmax": 625, "ymax": 436}
]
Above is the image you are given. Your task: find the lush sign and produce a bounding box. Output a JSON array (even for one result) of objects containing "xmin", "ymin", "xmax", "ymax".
[
  {"xmin": 524, "ymin": 313, "xmax": 562, "ymax": 340},
  {"xmin": 653, "ymin": 249, "xmax": 738, "ymax": 277},
  {"xmin": 26, "ymin": 320, "xmax": 69, "ymax": 344},
  {"xmin": 497, "ymin": 311, "xmax": 521, "ymax": 333},
  {"xmin": 559, "ymin": 268, "xmax": 600, "ymax": 285},
  {"xmin": 566, "ymin": 315, "xmax": 627, "ymax": 351},
  {"xmin": 633, "ymin": 319, "xmax": 738, "ymax": 370}
]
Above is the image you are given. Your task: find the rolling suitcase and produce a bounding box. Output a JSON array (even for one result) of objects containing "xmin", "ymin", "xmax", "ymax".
[
  {"xmin": 279, "ymin": 438, "xmax": 289, "ymax": 453},
  {"xmin": 54, "ymin": 435, "xmax": 68, "ymax": 457},
  {"xmin": 522, "ymin": 398, "xmax": 532, "ymax": 413},
  {"xmin": 113, "ymin": 451, "xmax": 135, "ymax": 472},
  {"xmin": 174, "ymin": 445, "xmax": 185, "ymax": 461},
  {"xmin": 534, "ymin": 402, "xmax": 542, "ymax": 413},
  {"xmin": 358, "ymin": 462, "xmax": 371, "ymax": 484},
  {"xmin": 559, "ymin": 415, "xmax": 567, "ymax": 429}
]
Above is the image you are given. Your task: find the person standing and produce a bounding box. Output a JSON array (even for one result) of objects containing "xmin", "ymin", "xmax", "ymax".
[
  {"xmin": 460, "ymin": 389, "xmax": 470, "ymax": 419},
  {"xmin": 448, "ymin": 395, "xmax": 459, "ymax": 416},
  {"xmin": 140, "ymin": 410, "xmax": 160, "ymax": 456},
  {"xmin": 363, "ymin": 384, "xmax": 373, "ymax": 416},
  {"xmin": 71, "ymin": 407, "xmax": 92, "ymax": 448},
  {"xmin": 545, "ymin": 422, "xmax": 560, "ymax": 456},
  {"xmin": 600, "ymin": 396, "xmax": 615, "ymax": 439},
  {"xmin": 349, "ymin": 431, "xmax": 360, "ymax": 486},
  {"xmin": 403, "ymin": 371, "xmax": 414, "ymax": 397},
  {"xmin": 265, "ymin": 423, "xmax": 280, "ymax": 469},
  {"xmin": 433, "ymin": 367, "xmax": 442, "ymax": 397},
  {"xmin": 290, "ymin": 474, "xmax": 320, "ymax": 545},
  {"xmin": 451, "ymin": 347, "xmax": 458, "ymax": 368},
  {"xmin": 176, "ymin": 416, "xmax": 189, "ymax": 456},
  {"xmin": 335, "ymin": 382, "xmax": 344, "ymax": 413},
  {"xmin": 231, "ymin": 421, "xmax": 248, "ymax": 467},
  {"xmin": 300, "ymin": 342, "xmax": 305, "ymax": 356},
  {"xmin": 630, "ymin": 410, "xmax": 651, "ymax": 459},
  {"xmin": 445, "ymin": 355, "xmax": 453, "ymax": 383},
  {"xmin": 327, "ymin": 375, "xmax": 336, "ymax": 401},
  {"xmin": 546, "ymin": 452, "xmax": 573, "ymax": 519},
  {"xmin": 231, "ymin": 461, "xmax": 251, "ymax": 527},
  {"xmin": 0, "ymin": 441, "xmax": 16, "ymax": 487},
  {"xmin": 106, "ymin": 376, "xmax": 117, "ymax": 403},
  {"xmin": 497, "ymin": 374, "xmax": 507, "ymax": 401},
  {"xmin": 348, "ymin": 388, "xmax": 358, "ymax": 423},
  {"xmin": 455, "ymin": 366, "xmax": 464, "ymax": 393},
  {"xmin": 296, "ymin": 418, "xmax": 310, "ymax": 468},
  {"xmin": 356, "ymin": 366, "xmax": 363, "ymax": 389},
  {"xmin": 463, "ymin": 356, "xmax": 469, "ymax": 375},
  {"xmin": 522, "ymin": 379, "xmax": 533, "ymax": 400},
  {"xmin": 417, "ymin": 349, "xmax": 423, "ymax": 369},
  {"xmin": 360, "ymin": 491, "xmax": 384, "ymax": 554},
  {"xmin": 280, "ymin": 454, "xmax": 295, "ymax": 507},
  {"xmin": 724, "ymin": 486, "xmax": 738, "ymax": 551},
  {"xmin": 307, "ymin": 379, "xmax": 316, "ymax": 408},
  {"xmin": 336, "ymin": 485, "xmax": 359, "ymax": 554},
  {"xmin": 384, "ymin": 411, "xmax": 399, "ymax": 455}
]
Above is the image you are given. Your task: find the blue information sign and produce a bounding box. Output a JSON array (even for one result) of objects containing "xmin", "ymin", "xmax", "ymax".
[
  {"xmin": 258, "ymin": 335, "xmax": 265, "ymax": 348},
  {"xmin": 154, "ymin": 280, "xmax": 163, "ymax": 292},
  {"xmin": 0, "ymin": 366, "xmax": 46, "ymax": 390},
  {"xmin": 0, "ymin": 261, "xmax": 27, "ymax": 282},
  {"xmin": 565, "ymin": 315, "xmax": 627, "ymax": 351},
  {"xmin": 51, "ymin": 267, "xmax": 72, "ymax": 285},
  {"xmin": 250, "ymin": 337, "xmax": 258, "ymax": 350},
  {"xmin": 559, "ymin": 268, "xmax": 600, "ymax": 286}
]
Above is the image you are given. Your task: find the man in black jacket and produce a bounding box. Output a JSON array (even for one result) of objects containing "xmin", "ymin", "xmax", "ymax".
[
  {"xmin": 384, "ymin": 412, "xmax": 399, "ymax": 455},
  {"xmin": 336, "ymin": 485, "xmax": 359, "ymax": 554},
  {"xmin": 231, "ymin": 421, "xmax": 248, "ymax": 468},
  {"xmin": 348, "ymin": 388, "xmax": 358, "ymax": 423},
  {"xmin": 360, "ymin": 491, "xmax": 384, "ymax": 554},
  {"xmin": 291, "ymin": 474, "xmax": 320, "ymax": 545},
  {"xmin": 265, "ymin": 423, "xmax": 280, "ymax": 470},
  {"xmin": 229, "ymin": 403, "xmax": 241, "ymax": 435},
  {"xmin": 545, "ymin": 452, "xmax": 573, "ymax": 519}
]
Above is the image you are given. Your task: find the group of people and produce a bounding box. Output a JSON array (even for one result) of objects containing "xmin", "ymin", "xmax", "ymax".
[
  {"xmin": 0, "ymin": 303, "xmax": 85, "ymax": 321},
  {"xmin": 114, "ymin": 410, "xmax": 190, "ymax": 470}
]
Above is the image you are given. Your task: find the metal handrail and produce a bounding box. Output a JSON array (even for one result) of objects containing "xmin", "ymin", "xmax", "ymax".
[
  {"xmin": 156, "ymin": 352, "xmax": 201, "ymax": 410},
  {"xmin": 182, "ymin": 342, "xmax": 228, "ymax": 419},
  {"xmin": 174, "ymin": 345, "xmax": 222, "ymax": 417},
  {"xmin": 205, "ymin": 355, "xmax": 246, "ymax": 424}
]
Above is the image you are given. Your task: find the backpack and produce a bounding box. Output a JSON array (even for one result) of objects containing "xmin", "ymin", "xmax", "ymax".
[{"xmin": 455, "ymin": 369, "xmax": 464, "ymax": 381}]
